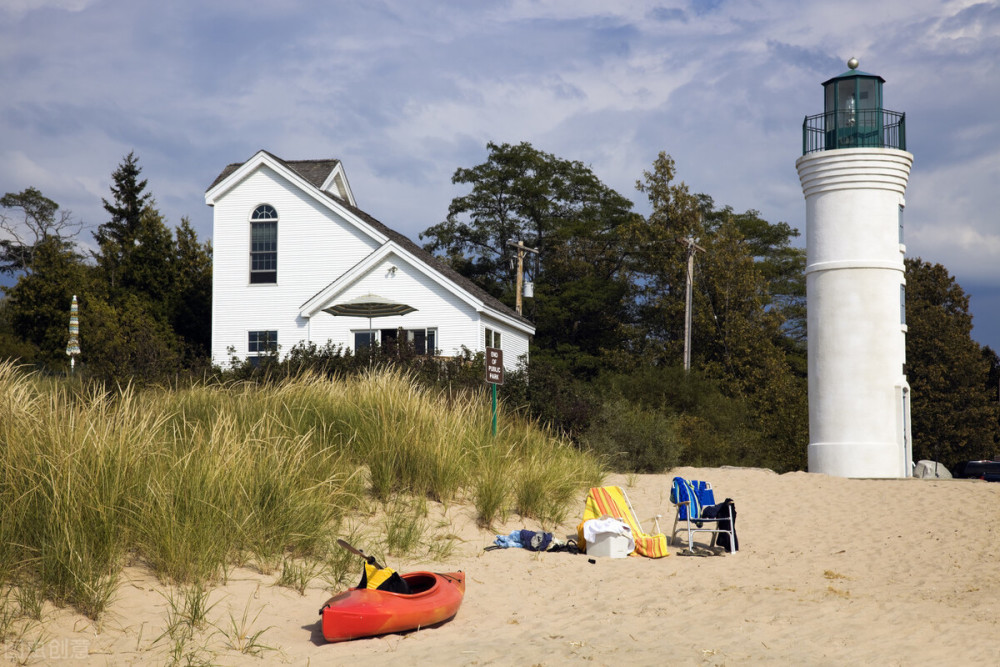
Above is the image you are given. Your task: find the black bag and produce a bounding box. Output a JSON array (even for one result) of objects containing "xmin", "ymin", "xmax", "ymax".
[{"xmin": 701, "ymin": 498, "xmax": 739, "ymax": 552}]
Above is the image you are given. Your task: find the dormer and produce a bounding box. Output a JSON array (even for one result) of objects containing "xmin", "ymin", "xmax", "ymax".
[{"xmin": 320, "ymin": 161, "xmax": 357, "ymax": 207}]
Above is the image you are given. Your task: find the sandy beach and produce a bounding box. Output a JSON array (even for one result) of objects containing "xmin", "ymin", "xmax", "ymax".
[{"xmin": 5, "ymin": 466, "xmax": 999, "ymax": 665}]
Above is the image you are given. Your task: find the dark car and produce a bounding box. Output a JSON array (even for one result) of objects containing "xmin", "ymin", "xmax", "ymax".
[{"xmin": 955, "ymin": 460, "xmax": 1000, "ymax": 482}]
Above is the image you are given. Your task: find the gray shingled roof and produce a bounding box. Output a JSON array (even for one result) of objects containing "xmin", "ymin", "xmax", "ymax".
[
  {"xmin": 207, "ymin": 152, "xmax": 533, "ymax": 328},
  {"xmin": 206, "ymin": 151, "xmax": 341, "ymax": 192}
]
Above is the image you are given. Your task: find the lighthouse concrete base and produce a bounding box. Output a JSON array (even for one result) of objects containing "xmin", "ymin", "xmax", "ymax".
[{"xmin": 808, "ymin": 441, "xmax": 906, "ymax": 478}]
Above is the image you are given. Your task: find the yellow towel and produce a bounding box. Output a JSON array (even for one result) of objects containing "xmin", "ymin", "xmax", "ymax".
[{"xmin": 576, "ymin": 486, "xmax": 670, "ymax": 558}]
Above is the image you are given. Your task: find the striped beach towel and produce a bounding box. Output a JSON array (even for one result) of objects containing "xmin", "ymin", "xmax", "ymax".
[
  {"xmin": 670, "ymin": 477, "xmax": 715, "ymax": 522},
  {"xmin": 577, "ymin": 486, "xmax": 670, "ymax": 558}
]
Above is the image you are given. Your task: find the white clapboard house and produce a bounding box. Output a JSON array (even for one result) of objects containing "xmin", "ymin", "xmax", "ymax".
[{"xmin": 205, "ymin": 150, "xmax": 534, "ymax": 369}]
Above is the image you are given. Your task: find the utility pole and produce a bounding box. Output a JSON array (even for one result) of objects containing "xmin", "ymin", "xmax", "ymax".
[
  {"xmin": 506, "ymin": 240, "xmax": 539, "ymax": 315},
  {"xmin": 676, "ymin": 236, "xmax": 705, "ymax": 371}
]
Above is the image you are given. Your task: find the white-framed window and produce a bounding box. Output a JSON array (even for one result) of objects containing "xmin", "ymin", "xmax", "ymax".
[
  {"xmin": 485, "ymin": 327, "xmax": 501, "ymax": 349},
  {"xmin": 250, "ymin": 204, "xmax": 277, "ymax": 284},
  {"xmin": 248, "ymin": 330, "xmax": 278, "ymax": 366},
  {"xmin": 355, "ymin": 328, "xmax": 438, "ymax": 355},
  {"xmin": 405, "ymin": 328, "xmax": 437, "ymax": 355}
]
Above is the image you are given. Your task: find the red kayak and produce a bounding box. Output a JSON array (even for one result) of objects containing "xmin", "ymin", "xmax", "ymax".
[{"xmin": 320, "ymin": 571, "xmax": 465, "ymax": 642}]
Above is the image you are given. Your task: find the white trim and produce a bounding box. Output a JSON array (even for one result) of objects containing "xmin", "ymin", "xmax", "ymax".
[
  {"xmin": 805, "ymin": 259, "xmax": 905, "ymax": 274},
  {"xmin": 795, "ymin": 148, "xmax": 913, "ymax": 199},
  {"xmin": 319, "ymin": 162, "xmax": 357, "ymax": 207},
  {"xmin": 205, "ymin": 151, "xmax": 387, "ymax": 244}
]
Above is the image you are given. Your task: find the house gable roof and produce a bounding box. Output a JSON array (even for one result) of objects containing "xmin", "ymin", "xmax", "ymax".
[
  {"xmin": 206, "ymin": 152, "xmax": 355, "ymax": 204},
  {"xmin": 206, "ymin": 151, "xmax": 533, "ymax": 332}
]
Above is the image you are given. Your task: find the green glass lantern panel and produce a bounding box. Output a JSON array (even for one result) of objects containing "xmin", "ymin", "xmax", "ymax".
[
  {"xmin": 838, "ymin": 80, "xmax": 855, "ymax": 125},
  {"xmin": 856, "ymin": 77, "xmax": 882, "ymax": 146},
  {"xmin": 858, "ymin": 78, "xmax": 878, "ymax": 110}
]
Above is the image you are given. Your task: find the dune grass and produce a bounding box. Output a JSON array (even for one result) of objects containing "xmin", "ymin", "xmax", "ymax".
[{"xmin": 0, "ymin": 361, "xmax": 603, "ymax": 622}]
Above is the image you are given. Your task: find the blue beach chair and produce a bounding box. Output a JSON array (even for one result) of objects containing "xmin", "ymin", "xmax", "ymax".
[{"xmin": 670, "ymin": 477, "xmax": 737, "ymax": 553}]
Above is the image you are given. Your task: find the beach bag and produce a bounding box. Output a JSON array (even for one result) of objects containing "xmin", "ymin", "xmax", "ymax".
[
  {"xmin": 519, "ymin": 530, "xmax": 553, "ymax": 552},
  {"xmin": 358, "ymin": 562, "xmax": 411, "ymax": 594}
]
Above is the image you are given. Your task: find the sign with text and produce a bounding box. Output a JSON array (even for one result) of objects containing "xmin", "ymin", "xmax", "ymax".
[{"xmin": 485, "ymin": 347, "xmax": 504, "ymax": 385}]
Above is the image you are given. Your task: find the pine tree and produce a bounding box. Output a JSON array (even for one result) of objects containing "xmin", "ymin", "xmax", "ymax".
[
  {"xmin": 171, "ymin": 217, "xmax": 213, "ymax": 356},
  {"xmin": 94, "ymin": 151, "xmax": 153, "ymax": 294}
]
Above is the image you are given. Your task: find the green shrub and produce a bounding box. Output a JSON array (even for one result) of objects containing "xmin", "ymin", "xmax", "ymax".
[{"xmin": 580, "ymin": 398, "xmax": 682, "ymax": 473}]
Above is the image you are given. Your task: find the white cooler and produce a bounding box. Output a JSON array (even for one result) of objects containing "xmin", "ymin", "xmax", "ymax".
[{"xmin": 587, "ymin": 533, "xmax": 632, "ymax": 558}]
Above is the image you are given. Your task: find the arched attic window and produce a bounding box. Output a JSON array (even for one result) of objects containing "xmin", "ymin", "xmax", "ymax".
[{"xmin": 250, "ymin": 204, "xmax": 277, "ymax": 284}]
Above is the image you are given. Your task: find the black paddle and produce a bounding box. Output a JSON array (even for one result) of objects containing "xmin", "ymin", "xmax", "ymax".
[
  {"xmin": 319, "ymin": 539, "xmax": 381, "ymax": 616},
  {"xmin": 336, "ymin": 538, "xmax": 381, "ymax": 569}
]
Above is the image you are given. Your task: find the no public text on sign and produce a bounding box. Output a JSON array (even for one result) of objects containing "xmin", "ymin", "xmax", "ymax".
[{"xmin": 486, "ymin": 347, "xmax": 504, "ymax": 385}]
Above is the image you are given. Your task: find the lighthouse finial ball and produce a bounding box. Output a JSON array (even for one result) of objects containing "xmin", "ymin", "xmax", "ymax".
[{"xmin": 847, "ymin": 57, "xmax": 859, "ymax": 70}]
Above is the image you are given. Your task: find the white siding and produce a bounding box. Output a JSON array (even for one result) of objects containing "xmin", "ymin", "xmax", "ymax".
[
  {"xmin": 212, "ymin": 166, "xmax": 379, "ymax": 363},
  {"xmin": 210, "ymin": 159, "xmax": 533, "ymax": 370}
]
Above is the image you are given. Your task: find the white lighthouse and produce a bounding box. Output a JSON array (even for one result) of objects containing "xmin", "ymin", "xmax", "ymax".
[{"xmin": 796, "ymin": 59, "xmax": 914, "ymax": 478}]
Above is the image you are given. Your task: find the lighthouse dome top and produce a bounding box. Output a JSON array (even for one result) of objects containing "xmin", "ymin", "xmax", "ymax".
[{"xmin": 822, "ymin": 58, "xmax": 885, "ymax": 86}]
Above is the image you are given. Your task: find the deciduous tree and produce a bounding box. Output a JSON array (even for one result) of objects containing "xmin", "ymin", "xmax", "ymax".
[
  {"xmin": 5, "ymin": 237, "xmax": 92, "ymax": 365},
  {"xmin": 83, "ymin": 294, "xmax": 183, "ymax": 384},
  {"xmin": 0, "ymin": 187, "xmax": 82, "ymax": 275},
  {"xmin": 422, "ymin": 141, "xmax": 637, "ymax": 370},
  {"xmin": 633, "ymin": 153, "xmax": 808, "ymax": 470},
  {"xmin": 904, "ymin": 258, "xmax": 999, "ymax": 468}
]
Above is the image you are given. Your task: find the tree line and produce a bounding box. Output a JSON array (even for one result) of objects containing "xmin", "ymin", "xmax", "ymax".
[
  {"xmin": 1, "ymin": 146, "xmax": 996, "ymax": 473},
  {"xmin": 0, "ymin": 153, "xmax": 212, "ymax": 381}
]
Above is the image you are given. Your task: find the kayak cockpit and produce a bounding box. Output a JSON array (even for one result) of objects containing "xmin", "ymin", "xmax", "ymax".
[{"xmin": 401, "ymin": 572, "xmax": 437, "ymax": 594}]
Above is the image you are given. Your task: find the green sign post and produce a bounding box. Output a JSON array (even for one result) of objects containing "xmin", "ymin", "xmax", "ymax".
[{"xmin": 485, "ymin": 347, "xmax": 504, "ymax": 436}]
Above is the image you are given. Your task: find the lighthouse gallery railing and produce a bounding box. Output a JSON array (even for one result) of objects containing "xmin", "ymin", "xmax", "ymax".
[{"xmin": 802, "ymin": 109, "xmax": 906, "ymax": 155}]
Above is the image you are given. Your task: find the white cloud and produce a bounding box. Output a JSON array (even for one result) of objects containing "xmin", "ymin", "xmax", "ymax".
[
  {"xmin": 2, "ymin": 0, "xmax": 998, "ymax": 345},
  {"xmin": 907, "ymin": 147, "xmax": 1000, "ymax": 282},
  {"xmin": 0, "ymin": 0, "xmax": 94, "ymax": 18}
]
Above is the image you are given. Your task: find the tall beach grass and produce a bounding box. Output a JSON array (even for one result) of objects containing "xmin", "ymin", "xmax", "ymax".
[{"xmin": 0, "ymin": 361, "xmax": 602, "ymax": 619}]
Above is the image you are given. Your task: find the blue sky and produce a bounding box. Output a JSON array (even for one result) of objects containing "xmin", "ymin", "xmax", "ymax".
[{"xmin": 2, "ymin": 1, "xmax": 999, "ymax": 350}]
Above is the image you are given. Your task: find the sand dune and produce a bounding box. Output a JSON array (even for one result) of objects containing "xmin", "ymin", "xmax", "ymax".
[{"xmin": 5, "ymin": 467, "xmax": 999, "ymax": 665}]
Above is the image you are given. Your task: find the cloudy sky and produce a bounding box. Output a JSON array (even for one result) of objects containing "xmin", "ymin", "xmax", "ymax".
[{"xmin": 3, "ymin": 0, "xmax": 998, "ymax": 349}]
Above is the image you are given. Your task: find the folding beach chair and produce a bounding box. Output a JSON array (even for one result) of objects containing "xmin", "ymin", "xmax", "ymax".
[
  {"xmin": 670, "ymin": 477, "xmax": 737, "ymax": 553},
  {"xmin": 577, "ymin": 485, "xmax": 670, "ymax": 558}
]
